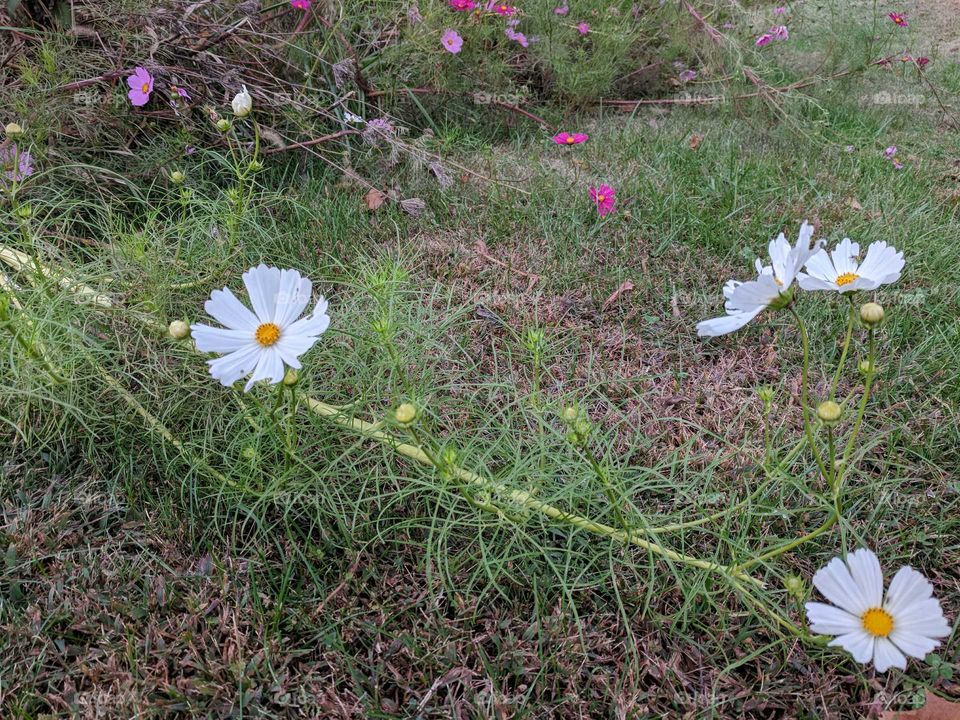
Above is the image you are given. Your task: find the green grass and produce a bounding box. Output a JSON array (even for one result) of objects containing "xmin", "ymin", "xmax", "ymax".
[{"xmin": 2, "ymin": 0, "xmax": 960, "ymax": 716}]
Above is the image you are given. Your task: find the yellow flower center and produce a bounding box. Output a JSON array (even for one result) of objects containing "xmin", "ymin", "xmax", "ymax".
[
  {"xmin": 141, "ymin": 82, "xmax": 150, "ymax": 94},
  {"xmin": 566, "ymin": 136, "xmax": 575, "ymax": 143},
  {"xmin": 255, "ymin": 322, "xmax": 281, "ymax": 347},
  {"xmin": 597, "ymin": 195, "xmax": 605, "ymax": 203},
  {"xmin": 836, "ymin": 272, "xmax": 859, "ymax": 287},
  {"xmin": 861, "ymin": 607, "xmax": 894, "ymax": 638}
]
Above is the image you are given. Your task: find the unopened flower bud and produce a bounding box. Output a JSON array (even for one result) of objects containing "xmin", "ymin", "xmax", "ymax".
[
  {"xmin": 441, "ymin": 447, "xmax": 458, "ymax": 467},
  {"xmin": 168, "ymin": 320, "xmax": 191, "ymax": 339},
  {"xmin": 216, "ymin": 118, "xmax": 231, "ymax": 133},
  {"xmin": 784, "ymin": 574, "xmax": 806, "ymax": 600},
  {"xmin": 16, "ymin": 204, "xmax": 32, "ymax": 219},
  {"xmin": 561, "ymin": 406, "xmax": 578, "ymax": 423},
  {"xmin": 394, "ymin": 403, "xmax": 417, "ymax": 425},
  {"xmin": 242, "ymin": 446, "xmax": 257, "ymax": 461},
  {"xmin": 248, "ymin": 160, "xmax": 263, "ymax": 173},
  {"xmin": 859, "ymin": 302, "xmax": 884, "ymax": 326},
  {"xmin": 232, "ymin": 86, "xmax": 253, "ymax": 118},
  {"xmin": 282, "ymin": 368, "xmax": 299, "ymax": 386},
  {"xmin": 858, "ymin": 359, "xmax": 875, "ymax": 375},
  {"xmin": 4, "ymin": 122, "xmax": 23, "ymax": 139},
  {"xmin": 170, "ymin": 170, "xmax": 185, "ymax": 184},
  {"xmin": 816, "ymin": 400, "xmax": 843, "ymax": 425}
]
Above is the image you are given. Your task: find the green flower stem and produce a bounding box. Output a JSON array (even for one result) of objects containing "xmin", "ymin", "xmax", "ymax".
[
  {"xmin": 836, "ymin": 327, "xmax": 877, "ymax": 487},
  {"xmin": 828, "ymin": 298, "xmax": 856, "ymax": 400},
  {"xmin": 789, "ymin": 307, "xmax": 828, "ymax": 482},
  {"xmin": 301, "ymin": 396, "xmax": 764, "ymax": 587},
  {"xmin": 0, "ymin": 289, "xmax": 66, "ymax": 384}
]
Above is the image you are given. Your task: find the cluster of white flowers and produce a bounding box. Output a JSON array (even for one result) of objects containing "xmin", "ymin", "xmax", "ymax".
[{"xmin": 697, "ymin": 221, "xmax": 905, "ymax": 336}]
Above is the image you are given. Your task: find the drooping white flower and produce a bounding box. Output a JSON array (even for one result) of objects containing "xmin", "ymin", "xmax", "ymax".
[
  {"xmin": 805, "ymin": 548, "xmax": 950, "ymax": 673},
  {"xmin": 696, "ymin": 221, "xmax": 824, "ymax": 337},
  {"xmin": 232, "ymin": 85, "xmax": 253, "ymax": 118},
  {"xmin": 797, "ymin": 238, "xmax": 904, "ymax": 293},
  {"xmin": 191, "ymin": 265, "xmax": 330, "ymax": 392}
]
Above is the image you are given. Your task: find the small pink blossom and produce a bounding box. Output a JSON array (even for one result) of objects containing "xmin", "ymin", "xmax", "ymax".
[
  {"xmin": 679, "ymin": 69, "xmax": 697, "ymax": 82},
  {"xmin": 0, "ymin": 144, "xmax": 33, "ymax": 186},
  {"xmin": 773, "ymin": 5, "xmax": 786, "ymax": 14},
  {"xmin": 492, "ymin": 4, "xmax": 516, "ymax": 16},
  {"xmin": 126, "ymin": 66, "xmax": 154, "ymax": 107},
  {"xmin": 291, "ymin": 0, "xmax": 311, "ymax": 8},
  {"xmin": 755, "ymin": 33, "xmax": 773, "ymax": 47},
  {"xmin": 576, "ymin": 21, "xmax": 590, "ymax": 35},
  {"xmin": 441, "ymin": 28, "xmax": 464, "ymax": 53},
  {"xmin": 892, "ymin": 160, "xmax": 904, "ymax": 170},
  {"xmin": 407, "ymin": 4, "xmax": 423, "ymax": 24},
  {"xmin": 888, "ymin": 12, "xmax": 908, "ymax": 27},
  {"xmin": 553, "ymin": 132, "xmax": 588, "ymax": 145},
  {"xmin": 449, "ymin": 0, "xmax": 475, "ymax": 10},
  {"xmin": 883, "ymin": 145, "xmax": 897, "ymax": 159},
  {"xmin": 554, "ymin": 4, "xmax": 569, "ymax": 14},
  {"xmin": 505, "ymin": 27, "xmax": 529, "ymax": 46},
  {"xmin": 589, "ymin": 184, "xmax": 616, "ymax": 217},
  {"xmin": 772, "ymin": 24, "xmax": 789, "ymax": 40}
]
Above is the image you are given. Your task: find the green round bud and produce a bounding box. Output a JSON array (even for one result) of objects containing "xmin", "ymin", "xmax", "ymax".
[
  {"xmin": 757, "ymin": 386, "xmax": 774, "ymax": 405},
  {"xmin": 859, "ymin": 302, "xmax": 884, "ymax": 326},
  {"xmin": 816, "ymin": 400, "xmax": 843, "ymax": 425},
  {"xmin": 241, "ymin": 446, "xmax": 257, "ymax": 461},
  {"xmin": 441, "ymin": 447, "xmax": 458, "ymax": 467},
  {"xmin": 858, "ymin": 359, "xmax": 875, "ymax": 375},
  {"xmin": 170, "ymin": 170, "xmax": 185, "ymax": 185},
  {"xmin": 216, "ymin": 118, "xmax": 231, "ymax": 133},
  {"xmin": 784, "ymin": 574, "xmax": 806, "ymax": 600},
  {"xmin": 282, "ymin": 368, "xmax": 299, "ymax": 386},
  {"xmin": 15, "ymin": 204, "xmax": 32, "ymax": 219},
  {"xmin": 168, "ymin": 320, "xmax": 191, "ymax": 340},
  {"xmin": 4, "ymin": 122, "xmax": 23, "ymax": 139},
  {"xmin": 561, "ymin": 406, "xmax": 578, "ymax": 423},
  {"xmin": 395, "ymin": 403, "xmax": 417, "ymax": 425},
  {"xmin": 248, "ymin": 160, "xmax": 263, "ymax": 173}
]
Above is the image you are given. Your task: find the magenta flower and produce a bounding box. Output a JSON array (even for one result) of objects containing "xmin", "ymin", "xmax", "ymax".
[
  {"xmin": 888, "ymin": 12, "xmax": 908, "ymax": 27},
  {"xmin": 0, "ymin": 144, "xmax": 33, "ymax": 186},
  {"xmin": 892, "ymin": 160, "xmax": 904, "ymax": 170},
  {"xmin": 492, "ymin": 3, "xmax": 516, "ymax": 15},
  {"xmin": 554, "ymin": 4, "xmax": 569, "ymax": 14},
  {"xmin": 679, "ymin": 69, "xmax": 697, "ymax": 82},
  {"xmin": 755, "ymin": 33, "xmax": 773, "ymax": 47},
  {"xmin": 441, "ymin": 29, "xmax": 464, "ymax": 53},
  {"xmin": 449, "ymin": 0, "xmax": 475, "ymax": 9},
  {"xmin": 772, "ymin": 24, "xmax": 789, "ymax": 40},
  {"xmin": 126, "ymin": 66, "xmax": 154, "ymax": 107},
  {"xmin": 883, "ymin": 146, "xmax": 897, "ymax": 160},
  {"xmin": 773, "ymin": 5, "xmax": 786, "ymax": 14},
  {"xmin": 589, "ymin": 185, "xmax": 616, "ymax": 217},
  {"xmin": 505, "ymin": 27, "xmax": 529, "ymax": 46},
  {"xmin": 170, "ymin": 84, "xmax": 191, "ymax": 101},
  {"xmin": 576, "ymin": 21, "xmax": 590, "ymax": 35},
  {"xmin": 291, "ymin": 0, "xmax": 311, "ymax": 8},
  {"xmin": 553, "ymin": 132, "xmax": 588, "ymax": 145}
]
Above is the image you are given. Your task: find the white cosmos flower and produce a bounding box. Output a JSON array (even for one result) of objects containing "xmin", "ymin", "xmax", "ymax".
[
  {"xmin": 191, "ymin": 265, "xmax": 330, "ymax": 392},
  {"xmin": 696, "ymin": 221, "xmax": 824, "ymax": 337},
  {"xmin": 805, "ymin": 548, "xmax": 950, "ymax": 673},
  {"xmin": 232, "ymin": 85, "xmax": 252, "ymax": 118},
  {"xmin": 798, "ymin": 238, "xmax": 904, "ymax": 293}
]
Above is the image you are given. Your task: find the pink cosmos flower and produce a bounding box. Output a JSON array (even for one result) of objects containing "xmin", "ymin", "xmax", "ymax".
[
  {"xmin": 441, "ymin": 28, "xmax": 464, "ymax": 53},
  {"xmin": 449, "ymin": 0, "xmax": 475, "ymax": 10},
  {"xmin": 0, "ymin": 144, "xmax": 33, "ymax": 186},
  {"xmin": 170, "ymin": 84, "xmax": 191, "ymax": 101},
  {"xmin": 679, "ymin": 69, "xmax": 697, "ymax": 82},
  {"xmin": 505, "ymin": 27, "xmax": 529, "ymax": 46},
  {"xmin": 576, "ymin": 22, "xmax": 590, "ymax": 35},
  {"xmin": 408, "ymin": 4, "xmax": 423, "ymax": 24},
  {"xmin": 492, "ymin": 3, "xmax": 516, "ymax": 15},
  {"xmin": 553, "ymin": 132, "xmax": 588, "ymax": 145},
  {"xmin": 291, "ymin": 0, "xmax": 311, "ymax": 8},
  {"xmin": 127, "ymin": 66, "xmax": 154, "ymax": 107},
  {"xmin": 883, "ymin": 146, "xmax": 897, "ymax": 159},
  {"xmin": 773, "ymin": 5, "xmax": 786, "ymax": 14},
  {"xmin": 554, "ymin": 4, "xmax": 569, "ymax": 14},
  {"xmin": 755, "ymin": 33, "xmax": 773, "ymax": 47},
  {"xmin": 892, "ymin": 160, "xmax": 904, "ymax": 170},
  {"xmin": 589, "ymin": 184, "xmax": 616, "ymax": 217},
  {"xmin": 772, "ymin": 24, "xmax": 789, "ymax": 40},
  {"xmin": 888, "ymin": 12, "xmax": 908, "ymax": 27}
]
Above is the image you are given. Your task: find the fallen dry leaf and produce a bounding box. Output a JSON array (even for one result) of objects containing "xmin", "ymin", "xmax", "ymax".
[
  {"xmin": 848, "ymin": 197, "xmax": 863, "ymax": 211},
  {"xmin": 364, "ymin": 187, "xmax": 387, "ymax": 211},
  {"xmin": 602, "ymin": 280, "xmax": 635, "ymax": 312},
  {"xmin": 880, "ymin": 690, "xmax": 960, "ymax": 720},
  {"xmin": 689, "ymin": 134, "xmax": 703, "ymax": 150}
]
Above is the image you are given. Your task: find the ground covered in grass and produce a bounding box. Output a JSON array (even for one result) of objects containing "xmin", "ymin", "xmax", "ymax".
[{"xmin": 2, "ymin": 0, "xmax": 960, "ymax": 717}]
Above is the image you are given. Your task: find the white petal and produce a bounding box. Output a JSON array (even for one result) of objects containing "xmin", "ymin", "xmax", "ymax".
[
  {"xmin": 722, "ymin": 279, "xmax": 742, "ymax": 304},
  {"xmin": 802, "ymin": 248, "xmax": 839, "ymax": 284},
  {"xmin": 243, "ymin": 264, "xmax": 282, "ymax": 323},
  {"xmin": 284, "ymin": 299, "xmax": 330, "ymax": 338},
  {"xmin": 806, "ymin": 602, "xmax": 862, "ymax": 635},
  {"xmin": 812, "ymin": 553, "xmax": 874, "ymax": 616},
  {"xmin": 768, "ymin": 232, "xmax": 791, "ymax": 282},
  {"xmin": 207, "ymin": 345, "xmax": 262, "ymax": 387},
  {"xmin": 728, "ymin": 275, "xmax": 779, "ymax": 311},
  {"xmin": 191, "ymin": 324, "xmax": 255, "ymax": 354},
  {"xmin": 829, "ymin": 629, "xmax": 875, "ymax": 664},
  {"xmin": 847, "ymin": 548, "xmax": 884, "ymax": 608},
  {"xmin": 696, "ymin": 305, "xmax": 765, "ymax": 337},
  {"xmin": 274, "ymin": 270, "xmax": 312, "ymax": 328},
  {"xmin": 857, "ymin": 241, "xmax": 904, "ymax": 286},
  {"xmin": 873, "ymin": 638, "xmax": 907, "ymax": 672},
  {"xmin": 243, "ymin": 347, "xmax": 285, "ymax": 392},
  {"xmin": 889, "ymin": 628, "xmax": 942, "ymax": 660},
  {"xmin": 884, "ymin": 565, "xmax": 933, "ymax": 615},
  {"xmin": 797, "ymin": 272, "xmax": 839, "ymax": 292},
  {"xmin": 891, "ymin": 598, "xmax": 951, "ymax": 638},
  {"xmin": 205, "ymin": 287, "xmax": 259, "ymax": 331},
  {"xmin": 831, "ymin": 237, "xmax": 859, "ymax": 277}
]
